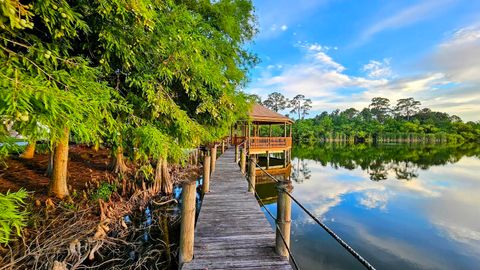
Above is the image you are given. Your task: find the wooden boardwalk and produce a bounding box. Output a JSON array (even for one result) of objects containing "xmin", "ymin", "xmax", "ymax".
[{"xmin": 183, "ymin": 147, "xmax": 292, "ymax": 270}]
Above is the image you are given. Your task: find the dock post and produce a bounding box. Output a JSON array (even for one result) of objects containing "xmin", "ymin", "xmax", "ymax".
[
  {"xmin": 275, "ymin": 181, "xmax": 292, "ymax": 257},
  {"xmin": 266, "ymin": 151, "xmax": 270, "ymax": 169},
  {"xmin": 179, "ymin": 181, "xmax": 196, "ymax": 265},
  {"xmin": 235, "ymin": 144, "xmax": 239, "ymax": 163},
  {"xmin": 248, "ymin": 155, "xmax": 256, "ymax": 193},
  {"xmin": 221, "ymin": 140, "xmax": 225, "ymax": 154},
  {"xmin": 211, "ymin": 145, "xmax": 217, "ymax": 173},
  {"xmin": 240, "ymin": 148, "xmax": 246, "ymax": 174},
  {"xmin": 202, "ymin": 155, "xmax": 211, "ymax": 193}
]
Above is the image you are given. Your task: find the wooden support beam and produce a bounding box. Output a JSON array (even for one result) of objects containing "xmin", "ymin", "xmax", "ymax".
[
  {"xmin": 240, "ymin": 148, "xmax": 246, "ymax": 174},
  {"xmin": 235, "ymin": 144, "xmax": 239, "ymax": 162},
  {"xmin": 179, "ymin": 181, "xmax": 196, "ymax": 265},
  {"xmin": 266, "ymin": 151, "xmax": 270, "ymax": 170},
  {"xmin": 275, "ymin": 182, "xmax": 292, "ymax": 257},
  {"xmin": 211, "ymin": 145, "xmax": 217, "ymax": 173},
  {"xmin": 202, "ymin": 155, "xmax": 211, "ymax": 193},
  {"xmin": 248, "ymin": 155, "xmax": 256, "ymax": 193}
]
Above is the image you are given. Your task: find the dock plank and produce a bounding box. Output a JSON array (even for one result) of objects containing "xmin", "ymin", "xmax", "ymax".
[{"xmin": 183, "ymin": 147, "xmax": 292, "ymax": 270}]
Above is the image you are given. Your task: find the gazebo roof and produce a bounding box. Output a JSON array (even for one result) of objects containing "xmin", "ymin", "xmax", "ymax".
[{"xmin": 249, "ymin": 104, "xmax": 293, "ymax": 124}]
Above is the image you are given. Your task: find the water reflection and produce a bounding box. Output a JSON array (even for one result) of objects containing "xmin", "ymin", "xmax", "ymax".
[
  {"xmin": 293, "ymin": 143, "xmax": 480, "ymax": 181},
  {"xmin": 256, "ymin": 143, "xmax": 480, "ymax": 270}
]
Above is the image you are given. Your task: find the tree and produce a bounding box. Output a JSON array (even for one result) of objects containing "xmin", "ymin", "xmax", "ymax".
[
  {"xmin": 0, "ymin": 1, "xmax": 121, "ymax": 198},
  {"xmin": 263, "ymin": 92, "xmax": 288, "ymax": 112},
  {"xmin": 1, "ymin": 0, "xmax": 257, "ymax": 198},
  {"xmin": 290, "ymin": 94, "xmax": 311, "ymax": 120},
  {"xmin": 369, "ymin": 97, "xmax": 391, "ymax": 122},
  {"xmin": 248, "ymin": 94, "xmax": 262, "ymax": 104},
  {"xmin": 395, "ymin": 98, "xmax": 421, "ymax": 120},
  {"xmin": 341, "ymin": 108, "xmax": 359, "ymax": 120}
]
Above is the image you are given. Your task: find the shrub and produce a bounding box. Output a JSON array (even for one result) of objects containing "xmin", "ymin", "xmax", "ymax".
[
  {"xmin": 91, "ymin": 182, "xmax": 117, "ymax": 201},
  {"xmin": 0, "ymin": 189, "xmax": 28, "ymax": 245}
]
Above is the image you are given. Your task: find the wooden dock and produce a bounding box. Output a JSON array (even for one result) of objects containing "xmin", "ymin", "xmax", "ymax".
[{"xmin": 183, "ymin": 147, "xmax": 292, "ymax": 269}]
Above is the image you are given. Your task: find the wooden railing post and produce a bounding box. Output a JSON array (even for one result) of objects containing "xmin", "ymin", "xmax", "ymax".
[
  {"xmin": 202, "ymin": 155, "xmax": 211, "ymax": 193},
  {"xmin": 266, "ymin": 151, "xmax": 270, "ymax": 170},
  {"xmin": 211, "ymin": 145, "xmax": 217, "ymax": 173},
  {"xmin": 235, "ymin": 144, "xmax": 239, "ymax": 163},
  {"xmin": 275, "ymin": 181, "xmax": 293, "ymax": 257},
  {"xmin": 248, "ymin": 155, "xmax": 256, "ymax": 193},
  {"xmin": 179, "ymin": 181, "xmax": 196, "ymax": 265},
  {"xmin": 221, "ymin": 140, "xmax": 225, "ymax": 154},
  {"xmin": 240, "ymin": 148, "xmax": 246, "ymax": 174}
]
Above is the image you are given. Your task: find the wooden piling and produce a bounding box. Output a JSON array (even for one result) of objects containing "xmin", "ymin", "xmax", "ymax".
[
  {"xmin": 248, "ymin": 155, "xmax": 256, "ymax": 193},
  {"xmin": 235, "ymin": 144, "xmax": 239, "ymax": 162},
  {"xmin": 211, "ymin": 145, "xmax": 217, "ymax": 173},
  {"xmin": 266, "ymin": 151, "xmax": 270, "ymax": 169},
  {"xmin": 240, "ymin": 148, "xmax": 246, "ymax": 174},
  {"xmin": 275, "ymin": 182, "xmax": 292, "ymax": 257},
  {"xmin": 221, "ymin": 140, "xmax": 225, "ymax": 153},
  {"xmin": 202, "ymin": 155, "xmax": 211, "ymax": 193},
  {"xmin": 179, "ymin": 181, "xmax": 196, "ymax": 265}
]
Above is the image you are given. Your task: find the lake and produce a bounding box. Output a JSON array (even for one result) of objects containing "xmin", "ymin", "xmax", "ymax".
[{"xmin": 257, "ymin": 143, "xmax": 480, "ymax": 270}]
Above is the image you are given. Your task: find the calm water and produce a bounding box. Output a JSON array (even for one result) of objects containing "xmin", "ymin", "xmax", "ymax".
[{"xmin": 257, "ymin": 143, "xmax": 480, "ymax": 270}]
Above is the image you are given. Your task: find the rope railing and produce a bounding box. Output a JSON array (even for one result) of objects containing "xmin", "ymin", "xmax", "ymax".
[
  {"xmin": 251, "ymin": 158, "xmax": 377, "ymax": 270},
  {"xmin": 245, "ymin": 170, "xmax": 300, "ymax": 270}
]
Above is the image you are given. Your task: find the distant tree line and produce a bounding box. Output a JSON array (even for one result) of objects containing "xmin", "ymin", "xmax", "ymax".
[
  {"xmin": 250, "ymin": 92, "xmax": 312, "ymax": 120},
  {"xmin": 292, "ymin": 142, "xmax": 480, "ymax": 181},
  {"xmin": 292, "ymin": 97, "xmax": 480, "ymax": 143}
]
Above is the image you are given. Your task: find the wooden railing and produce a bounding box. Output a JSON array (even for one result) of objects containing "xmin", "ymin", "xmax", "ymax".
[
  {"xmin": 249, "ymin": 136, "xmax": 292, "ymax": 150},
  {"xmin": 232, "ymin": 136, "xmax": 246, "ymax": 145},
  {"xmin": 232, "ymin": 136, "xmax": 292, "ymax": 151}
]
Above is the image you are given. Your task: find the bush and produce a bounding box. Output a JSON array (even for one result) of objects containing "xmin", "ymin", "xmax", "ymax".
[
  {"xmin": 0, "ymin": 189, "xmax": 28, "ymax": 245},
  {"xmin": 91, "ymin": 182, "xmax": 117, "ymax": 201}
]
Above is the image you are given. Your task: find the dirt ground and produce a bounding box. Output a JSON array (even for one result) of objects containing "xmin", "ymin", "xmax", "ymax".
[{"xmin": 0, "ymin": 144, "xmax": 115, "ymax": 199}]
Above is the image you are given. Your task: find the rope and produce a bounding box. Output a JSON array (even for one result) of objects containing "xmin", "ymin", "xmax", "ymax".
[
  {"xmin": 246, "ymin": 173, "xmax": 300, "ymax": 270},
  {"xmin": 250, "ymin": 158, "xmax": 377, "ymax": 270}
]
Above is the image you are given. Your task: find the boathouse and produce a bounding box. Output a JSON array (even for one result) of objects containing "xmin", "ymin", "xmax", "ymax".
[{"xmin": 231, "ymin": 104, "xmax": 293, "ymax": 169}]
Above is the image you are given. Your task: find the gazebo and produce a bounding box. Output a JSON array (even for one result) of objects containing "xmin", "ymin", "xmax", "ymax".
[{"xmin": 231, "ymin": 104, "xmax": 293, "ymax": 168}]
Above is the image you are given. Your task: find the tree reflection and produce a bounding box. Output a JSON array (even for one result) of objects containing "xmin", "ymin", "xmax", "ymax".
[
  {"xmin": 292, "ymin": 159, "xmax": 312, "ymax": 183},
  {"xmin": 292, "ymin": 143, "xmax": 480, "ymax": 181}
]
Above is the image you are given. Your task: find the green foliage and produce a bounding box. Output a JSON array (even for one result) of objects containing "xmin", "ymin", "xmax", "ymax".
[
  {"xmin": 1, "ymin": 0, "xmax": 257, "ymax": 167},
  {"xmin": 0, "ymin": 189, "xmax": 28, "ymax": 245},
  {"xmin": 91, "ymin": 182, "xmax": 117, "ymax": 202},
  {"xmin": 0, "ymin": 137, "xmax": 26, "ymax": 161},
  {"xmin": 292, "ymin": 96, "xmax": 480, "ymax": 143},
  {"xmin": 263, "ymin": 92, "xmax": 288, "ymax": 112}
]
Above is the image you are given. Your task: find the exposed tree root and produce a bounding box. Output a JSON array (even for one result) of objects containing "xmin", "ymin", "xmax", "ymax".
[{"xmin": 0, "ymin": 191, "xmax": 179, "ymax": 270}]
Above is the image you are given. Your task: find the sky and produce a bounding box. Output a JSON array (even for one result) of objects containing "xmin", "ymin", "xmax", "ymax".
[{"xmin": 245, "ymin": 0, "xmax": 480, "ymax": 121}]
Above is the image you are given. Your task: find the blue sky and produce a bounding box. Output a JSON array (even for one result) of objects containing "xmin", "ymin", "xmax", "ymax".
[{"xmin": 245, "ymin": 0, "xmax": 480, "ymax": 121}]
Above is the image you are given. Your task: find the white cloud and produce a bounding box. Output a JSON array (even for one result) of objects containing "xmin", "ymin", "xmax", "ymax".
[
  {"xmin": 429, "ymin": 25, "xmax": 480, "ymax": 84},
  {"xmin": 358, "ymin": 190, "xmax": 390, "ymax": 210},
  {"xmin": 362, "ymin": 59, "xmax": 393, "ymax": 79},
  {"xmin": 280, "ymin": 24, "xmax": 288, "ymax": 31},
  {"xmin": 247, "ymin": 26, "xmax": 480, "ymax": 120},
  {"xmin": 357, "ymin": 0, "xmax": 453, "ymax": 45},
  {"xmin": 249, "ymin": 43, "xmax": 386, "ymax": 100}
]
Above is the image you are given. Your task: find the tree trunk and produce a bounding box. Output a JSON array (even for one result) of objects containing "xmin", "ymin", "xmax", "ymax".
[
  {"xmin": 110, "ymin": 147, "xmax": 128, "ymax": 174},
  {"xmin": 20, "ymin": 142, "xmax": 35, "ymax": 159},
  {"xmin": 49, "ymin": 128, "xmax": 70, "ymax": 199},
  {"xmin": 153, "ymin": 156, "xmax": 163, "ymax": 193},
  {"xmin": 161, "ymin": 158, "xmax": 173, "ymax": 194}
]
